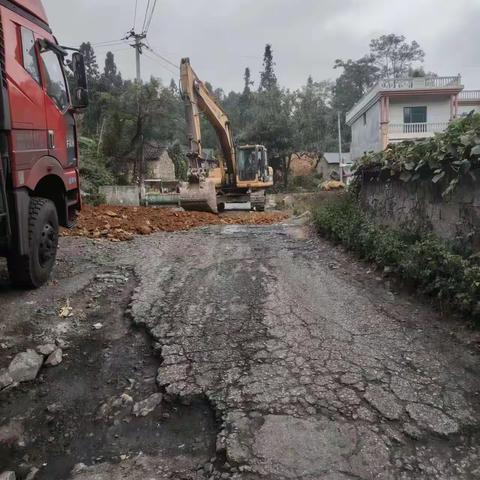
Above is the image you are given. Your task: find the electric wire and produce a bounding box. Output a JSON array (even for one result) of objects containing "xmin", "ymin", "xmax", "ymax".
[
  {"xmin": 92, "ymin": 39, "xmax": 127, "ymax": 47},
  {"xmin": 145, "ymin": 43, "xmax": 179, "ymax": 70},
  {"xmin": 133, "ymin": 0, "xmax": 138, "ymax": 30},
  {"xmin": 143, "ymin": 52, "xmax": 178, "ymax": 77},
  {"xmin": 141, "ymin": 0, "xmax": 151, "ymax": 33},
  {"xmin": 144, "ymin": 0, "xmax": 158, "ymax": 34}
]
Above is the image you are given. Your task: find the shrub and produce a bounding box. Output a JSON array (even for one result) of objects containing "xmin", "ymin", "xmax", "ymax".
[
  {"xmin": 354, "ymin": 113, "xmax": 480, "ymax": 197},
  {"xmin": 313, "ymin": 196, "xmax": 480, "ymax": 324}
]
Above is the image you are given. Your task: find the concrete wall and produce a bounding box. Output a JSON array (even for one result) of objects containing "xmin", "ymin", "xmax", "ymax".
[
  {"xmin": 99, "ymin": 186, "xmax": 140, "ymax": 206},
  {"xmin": 389, "ymin": 95, "xmax": 451, "ymax": 124},
  {"xmin": 360, "ymin": 174, "xmax": 480, "ymax": 250},
  {"xmin": 458, "ymin": 104, "xmax": 480, "ymax": 116},
  {"xmin": 267, "ymin": 191, "xmax": 342, "ymax": 212},
  {"xmin": 350, "ymin": 101, "xmax": 382, "ymax": 160}
]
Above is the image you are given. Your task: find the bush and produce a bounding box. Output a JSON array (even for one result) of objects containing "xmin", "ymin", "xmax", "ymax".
[
  {"xmin": 354, "ymin": 113, "xmax": 480, "ymax": 197},
  {"xmin": 313, "ymin": 196, "xmax": 480, "ymax": 324},
  {"xmin": 79, "ymin": 136, "xmax": 114, "ymax": 194}
]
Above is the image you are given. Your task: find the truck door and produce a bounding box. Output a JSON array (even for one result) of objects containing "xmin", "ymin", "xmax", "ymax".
[{"xmin": 39, "ymin": 48, "xmax": 76, "ymax": 169}]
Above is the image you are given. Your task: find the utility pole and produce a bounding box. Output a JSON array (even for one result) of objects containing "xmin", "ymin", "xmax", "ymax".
[
  {"xmin": 337, "ymin": 111, "xmax": 344, "ymax": 184},
  {"xmin": 124, "ymin": 30, "xmax": 147, "ymax": 203}
]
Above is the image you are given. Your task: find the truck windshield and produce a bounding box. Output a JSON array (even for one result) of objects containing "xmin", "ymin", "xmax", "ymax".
[{"xmin": 41, "ymin": 50, "xmax": 69, "ymax": 112}]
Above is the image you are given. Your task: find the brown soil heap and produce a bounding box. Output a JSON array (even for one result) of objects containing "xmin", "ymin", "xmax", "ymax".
[{"xmin": 61, "ymin": 205, "xmax": 289, "ymax": 242}]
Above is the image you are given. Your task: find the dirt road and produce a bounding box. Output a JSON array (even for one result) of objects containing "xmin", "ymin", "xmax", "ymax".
[{"xmin": 1, "ymin": 221, "xmax": 479, "ymax": 479}]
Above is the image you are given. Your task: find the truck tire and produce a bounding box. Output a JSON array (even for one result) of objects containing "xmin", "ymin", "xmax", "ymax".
[{"xmin": 7, "ymin": 197, "xmax": 59, "ymax": 288}]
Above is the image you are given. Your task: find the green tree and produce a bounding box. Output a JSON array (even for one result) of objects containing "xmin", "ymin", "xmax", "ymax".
[
  {"xmin": 369, "ymin": 34, "xmax": 425, "ymax": 79},
  {"xmin": 101, "ymin": 51, "xmax": 123, "ymax": 91},
  {"xmin": 259, "ymin": 44, "xmax": 277, "ymax": 92},
  {"xmin": 333, "ymin": 56, "xmax": 379, "ymax": 113},
  {"xmin": 332, "ymin": 56, "xmax": 379, "ymax": 146},
  {"xmin": 234, "ymin": 68, "xmax": 253, "ymax": 134},
  {"xmin": 243, "ymin": 67, "xmax": 254, "ymax": 95},
  {"xmin": 294, "ymin": 76, "xmax": 335, "ymax": 152},
  {"xmin": 79, "ymin": 42, "xmax": 99, "ymax": 82}
]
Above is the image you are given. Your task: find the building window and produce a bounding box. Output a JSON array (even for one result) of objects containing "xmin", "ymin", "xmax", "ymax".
[
  {"xmin": 41, "ymin": 50, "xmax": 69, "ymax": 112},
  {"xmin": 363, "ymin": 112, "xmax": 367, "ymax": 126},
  {"xmin": 404, "ymin": 106, "xmax": 427, "ymax": 124},
  {"xmin": 20, "ymin": 27, "xmax": 41, "ymax": 84}
]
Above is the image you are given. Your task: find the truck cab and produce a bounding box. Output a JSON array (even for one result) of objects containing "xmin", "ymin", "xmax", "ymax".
[{"xmin": 0, "ymin": 0, "xmax": 88, "ymax": 287}]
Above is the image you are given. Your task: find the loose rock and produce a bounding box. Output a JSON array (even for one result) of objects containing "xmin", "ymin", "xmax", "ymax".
[
  {"xmin": 8, "ymin": 350, "xmax": 43, "ymax": 383},
  {"xmin": 0, "ymin": 472, "xmax": 16, "ymax": 480},
  {"xmin": 25, "ymin": 467, "xmax": 39, "ymax": 480},
  {"xmin": 406, "ymin": 404, "xmax": 459, "ymax": 436},
  {"xmin": 36, "ymin": 344, "xmax": 56, "ymax": 356},
  {"xmin": 45, "ymin": 349, "xmax": 63, "ymax": 367},
  {"xmin": 132, "ymin": 393, "xmax": 163, "ymax": 417},
  {"xmin": 364, "ymin": 385, "xmax": 403, "ymax": 420},
  {"xmin": 0, "ymin": 370, "xmax": 13, "ymax": 390}
]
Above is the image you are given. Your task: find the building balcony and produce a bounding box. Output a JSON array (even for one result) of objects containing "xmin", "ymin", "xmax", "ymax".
[
  {"xmin": 459, "ymin": 90, "xmax": 480, "ymax": 102},
  {"xmin": 388, "ymin": 122, "xmax": 449, "ymax": 141},
  {"xmin": 346, "ymin": 76, "xmax": 463, "ymax": 125}
]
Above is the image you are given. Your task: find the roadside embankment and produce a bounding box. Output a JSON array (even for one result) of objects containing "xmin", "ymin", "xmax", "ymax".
[{"xmin": 312, "ymin": 195, "xmax": 480, "ymax": 324}]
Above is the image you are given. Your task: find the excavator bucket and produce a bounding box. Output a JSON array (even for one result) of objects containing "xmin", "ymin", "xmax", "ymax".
[{"xmin": 179, "ymin": 180, "xmax": 218, "ymax": 214}]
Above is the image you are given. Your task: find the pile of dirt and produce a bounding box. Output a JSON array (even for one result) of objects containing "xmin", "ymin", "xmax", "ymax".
[
  {"xmin": 289, "ymin": 152, "xmax": 319, "ymax": 177},
  {"xmin": 61, "ymin": 205, "xmax": 289, "ymax": 242}
]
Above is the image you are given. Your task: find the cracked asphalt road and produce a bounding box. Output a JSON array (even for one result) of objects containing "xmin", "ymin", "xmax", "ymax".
[
  {"xmin": 2, "ymin": 221, "xmax": 480, "ymax": 479},
  {"xmin": 130, "ymin": 223, "xmax": 480, "ymax": 479}
]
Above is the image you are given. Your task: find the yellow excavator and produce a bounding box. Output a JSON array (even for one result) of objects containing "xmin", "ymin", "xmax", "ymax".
[{"xmin": 179, "ymin": 58, "xmax": 274, "ymax": 213}]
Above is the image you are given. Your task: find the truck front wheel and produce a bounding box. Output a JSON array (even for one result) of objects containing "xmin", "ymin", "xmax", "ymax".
[{"xmin": 7, "ymin": 197, "xmax": 59, "ymax": 288}]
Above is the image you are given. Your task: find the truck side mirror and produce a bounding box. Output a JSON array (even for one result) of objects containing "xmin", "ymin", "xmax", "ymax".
[{"xmin": 71, "ymin": 52, "xmax": 88, "ymax": 110}]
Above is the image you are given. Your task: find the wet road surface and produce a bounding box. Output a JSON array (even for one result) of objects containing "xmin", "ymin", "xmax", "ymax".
[{"xmin": 1, "ymin": 222, "xmax": 479, "ymax": 479}]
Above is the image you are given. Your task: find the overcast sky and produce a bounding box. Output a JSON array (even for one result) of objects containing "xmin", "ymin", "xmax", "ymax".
[{"xmin": 43, "ymin": 0, "xmax": 480, "ymax": 92}]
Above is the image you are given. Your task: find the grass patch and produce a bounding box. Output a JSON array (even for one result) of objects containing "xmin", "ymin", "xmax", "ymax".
[{"xmin": 313, "ymin": 195, "xmax": 480, "ymax": 324}]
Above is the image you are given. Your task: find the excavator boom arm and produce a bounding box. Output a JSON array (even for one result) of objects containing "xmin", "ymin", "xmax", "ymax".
[{"xmin": 180, "ymin": 58, "xmax": 236, "ymax": 183}]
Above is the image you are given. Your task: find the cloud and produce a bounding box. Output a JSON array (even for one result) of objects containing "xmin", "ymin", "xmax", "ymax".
[{"xmin": 43, "ymin": 0, "xmax": 480, "ymax": 91}]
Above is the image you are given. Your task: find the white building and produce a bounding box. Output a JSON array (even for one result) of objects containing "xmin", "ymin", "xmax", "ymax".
[{"xmin": 346, "ymin": 76, "xmax": 480, "ymax": 161}]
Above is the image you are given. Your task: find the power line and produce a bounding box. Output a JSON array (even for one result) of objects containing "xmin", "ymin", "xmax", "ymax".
[
  {"xmin": 143, "ymin": 52, "xmax": 178, "ymax": 77},
  {"xmin": 141, "ymin": 0, "xmax": 151, "ymax": 33},
  {"xmin": 92, "ymin": 39, "xmax": 126, "ymax": 47},
  {"xmin": 95, "ymin": 46, "xmax": 131, "ymax": 53},
  {"xmin": 145, "ymin": 43, "xmax": 179, "ymax": 70},
  {"xmin": 144, "ymin": 0, "xmax": 158, "ymax": 34},
  {"xmin": 133, "ymin": 0, "xmax": 138, "ymax": 29}
]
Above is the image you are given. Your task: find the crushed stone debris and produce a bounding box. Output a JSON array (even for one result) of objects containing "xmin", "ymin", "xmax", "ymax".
[{"xmin": 61, "ymin": 205, "xmax": 289, "ymax": 242}]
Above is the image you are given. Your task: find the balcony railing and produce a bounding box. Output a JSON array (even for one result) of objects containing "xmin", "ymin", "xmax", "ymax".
[
  {"xmin": 380, "ymin": 76, "xmax": 461, "ymax": 89},
  {"xmin": 459, "ymin": 90, "xmax": 480, "ymax": 101},
  {"xmin": 388, "ymin": 122, "xmax": 449, "ymax": 135}
]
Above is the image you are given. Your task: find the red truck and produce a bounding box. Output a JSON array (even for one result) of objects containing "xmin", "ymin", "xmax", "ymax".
[{"xmin": 0, "ymin": 0, "xmax": 88, "ymax": 287}]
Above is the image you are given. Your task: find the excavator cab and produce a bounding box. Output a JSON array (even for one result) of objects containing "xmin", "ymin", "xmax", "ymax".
[{"xmin": 237, "ymin": 145, "xmax": 269, "ymax": 182}]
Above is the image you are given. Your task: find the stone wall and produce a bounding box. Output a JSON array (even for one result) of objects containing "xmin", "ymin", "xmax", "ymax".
[
  {"xmin": 267, "ymin": 191, "xmax": 342, "ymax": 212},
  {"xmin": 360, "ymin": 173, "xmax": 480, "ymax": 249}
]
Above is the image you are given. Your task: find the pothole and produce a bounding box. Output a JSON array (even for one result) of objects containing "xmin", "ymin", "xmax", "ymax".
[{"xmin": 0, "ymin": 273, "xmax": 217, "ymax": 479}]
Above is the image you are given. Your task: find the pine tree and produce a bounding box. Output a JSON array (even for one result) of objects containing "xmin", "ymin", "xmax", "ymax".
[
  {"xmin": 103, "ymin": 51, "xmax": 122, "ymax": 90},
  {"xmin": 243, "ymin": 67, "xmax": 254, "ymax": 95},
  {"xmin": 79, "ymin": 42, "xmax": 99, "ymax": 82},
  {"xmin": 169, "ymin": 78, "xmax": 179, "ymax": 95},
  {"xmin": 259, "ymin": 44, "xmax": 277, "ymax": 92}
]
